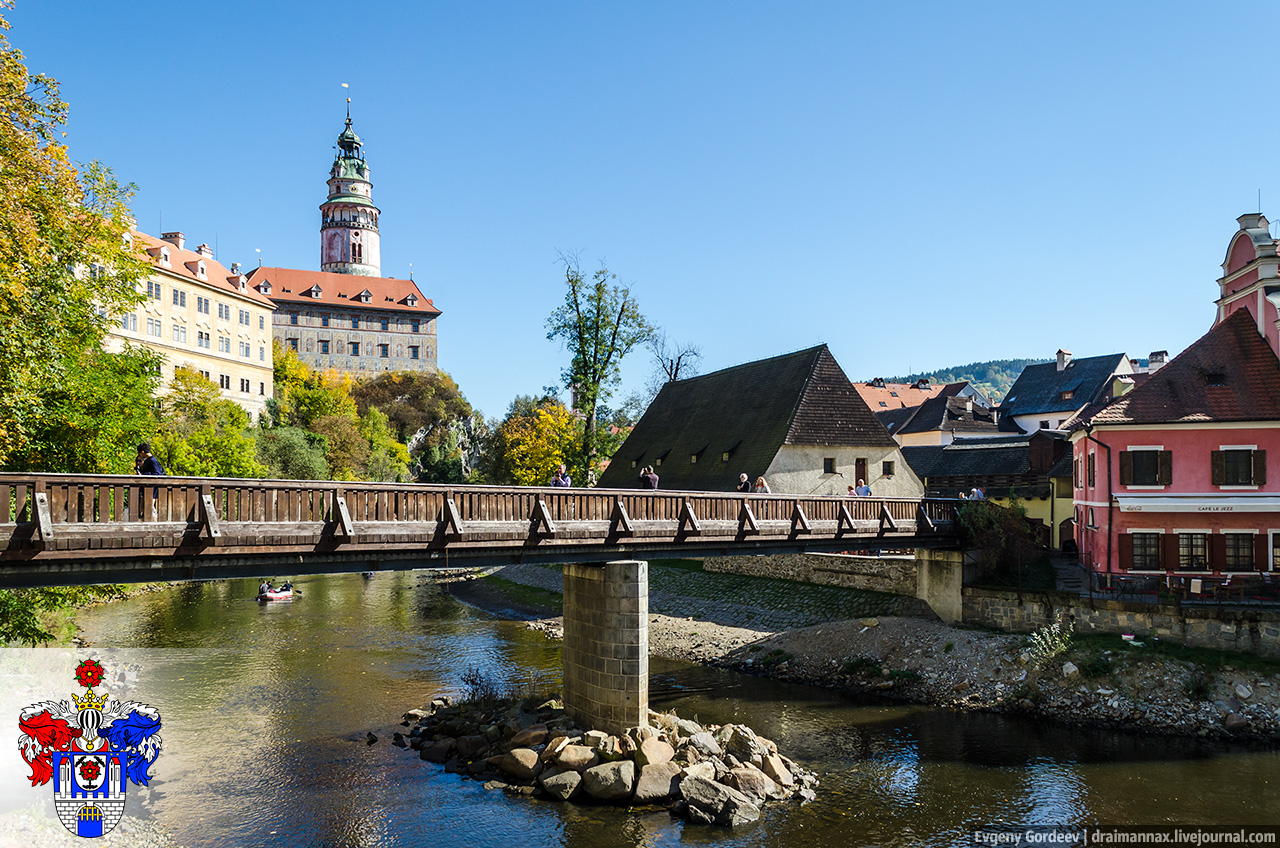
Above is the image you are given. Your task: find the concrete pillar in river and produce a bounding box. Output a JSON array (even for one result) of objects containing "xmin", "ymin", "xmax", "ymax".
[{"xmin": 561, "ymin": 559, "xmax": 648, "ymax": 734}]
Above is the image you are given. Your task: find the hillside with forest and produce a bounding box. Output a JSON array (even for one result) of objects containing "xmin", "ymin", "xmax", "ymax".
[{"xmin": 884, "ymin": 359, "xmax": 1050, "ymax": 404}]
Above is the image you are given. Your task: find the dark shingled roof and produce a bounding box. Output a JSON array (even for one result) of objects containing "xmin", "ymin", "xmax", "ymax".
[
  {"xmin": 1083, "ymin": 309, "xmax": 1280, "ymax": 426},
  {"xmin": 1000, "ymin": 352, "xmax": 1129, "ymax": 418},
  {"xmin": 877, "ymin": 405, "xmax": 918, "ymax": 434},
  {"xmin": 597, "ymin": 345, "xmax": 894, "ymax": 491},
  {"xmin": 898, "ymin": 394, "xmax": 999, "ymax": 435}
]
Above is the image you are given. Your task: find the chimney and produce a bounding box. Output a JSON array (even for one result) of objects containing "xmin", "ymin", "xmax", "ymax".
[
  {"xmin": 1056, "ymin": 349, "xmax": 1072, "ymax": 372},
  {"xmin": 196, "ymin": 243, "xmax": 214, "ymax": 258},
  {"xmin": 965, "ymin": 397, "xmax": 973, "ymax": 413},
  {"xmin": 160, "ymin": 232, "xmax": 185, "ymax": 250},
  {"xmin": 230, "ymin": 262, "xmax": 241, "ymax": 274},
  {"xmin": 1149, "ymin": 350, "xmax": 1168, "ymax": 372}
]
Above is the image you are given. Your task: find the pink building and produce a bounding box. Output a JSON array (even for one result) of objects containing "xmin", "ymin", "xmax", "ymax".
[{"xmin": 1071, "ymin": 215, "xmax": 1280, "ymax": 582}]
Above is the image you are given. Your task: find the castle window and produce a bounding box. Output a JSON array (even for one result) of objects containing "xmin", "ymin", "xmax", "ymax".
[
  {"xmin": 380, "ymin": 318, "xmax": 389, "ymax": 331},
  {"xmin": 290, "ymin": 313, "xmax": 298, "ymax": 325},
  {"xmin": 160, "ymin": 247, "xmax": 170, "ymax": 267},
  {"xmin": 411, "ymin": 319, "xmax": 420, "ymax": 333},
  {"xmin": 409, "ymin": 345, "xmax": 418, "ymax": 360},
  {"xmin": 321, "ymin": 314, "xmax": 330, "ymax": 327},
  {"xmin": 379, "ymin": 344, "xmax": 389, "ymax": 358},
  {"xmin": 350, "ymin": 342, "xmax": 360, "ymax": 356},
  {"xmin": 319, "ymin": 340, "xmax": 330, "ymax": 355},
  {"xmin": 823, "ymin": 457, "xmax": 836, "ymax": 474},
  {"xmin": 351, "ymin": 316, "xmax": 360, "ymax": 328}
]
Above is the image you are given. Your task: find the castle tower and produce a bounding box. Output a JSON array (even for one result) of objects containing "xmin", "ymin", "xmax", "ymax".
[{"xmin": 320, "ymin": 101, "xmax": 381, "ymax": 276}]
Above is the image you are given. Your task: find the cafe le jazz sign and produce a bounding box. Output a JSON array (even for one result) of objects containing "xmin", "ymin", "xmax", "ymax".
[{"xmin": 1119, "ymin": 498, "xmax": 1280, "ymax": 513}]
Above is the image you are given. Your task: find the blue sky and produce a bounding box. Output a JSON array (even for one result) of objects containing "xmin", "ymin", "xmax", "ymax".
[{"xmin": 12, "ymin": 2, "xmax": 1279, "ymax": 418}]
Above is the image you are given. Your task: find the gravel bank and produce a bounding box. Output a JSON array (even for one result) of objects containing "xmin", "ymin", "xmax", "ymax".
[{"xmin": 448, "ymin": 563, "xmax": 1280, "ymax": 745}]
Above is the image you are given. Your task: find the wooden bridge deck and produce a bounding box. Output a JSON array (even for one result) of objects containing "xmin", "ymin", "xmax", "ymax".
[{"xmin": 0, "ymin": 473, "xmax": 960, "ymax": 587}]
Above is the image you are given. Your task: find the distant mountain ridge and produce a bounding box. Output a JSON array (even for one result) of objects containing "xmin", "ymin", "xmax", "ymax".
[{"xmin": 882, "ymin": 359, "xmax": 1050, "ymax": 404}]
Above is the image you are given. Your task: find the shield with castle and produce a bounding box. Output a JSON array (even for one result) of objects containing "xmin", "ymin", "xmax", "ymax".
[{"xmin": 17, "ymin": 658, "xmax": 163, "ymax": 838}]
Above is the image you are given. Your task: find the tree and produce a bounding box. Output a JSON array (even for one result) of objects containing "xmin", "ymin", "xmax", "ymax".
[
  {"xmin": 485, "ymin": 401, "xmax": 580, "ymax": 485},
  {"xmin": 359, "ymin": 407, "xmax": 410, "ymax": 482},
  {"xmin": 0, "ymin": 5, "xmax": 150, "ymax": 469},
  {"xmin": 352, "ymin": 371, "xmax": 473, "ymax": 447},
  {"xmin": 311, "ymin": 414, "xmax": 370, "ymax": 480},
  {"xmin": 256, "ymin": 427, "xmax": 330, "ymax": 480},
  {"xmin": 546, "ymin": 257, "xmax": 651, "ymax": 484},
  {"xmin": 151, "ymin": 367, "xmax": 267, "ymax": 478}
]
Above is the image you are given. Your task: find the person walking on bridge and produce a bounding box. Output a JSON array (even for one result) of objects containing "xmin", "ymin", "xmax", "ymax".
[
  {"xmin": 737, "ymin": 473, "xmax": 751, "ymax": 493},
  {"xmin": 638, "ymin": 466, "xmax": 659, "ymax": 489},
  {"xmin": 550, "ymin": 464, "xmax": 571, "ymax": 487},
  {"xmin": 854, "ymin": 478, "xmax": 872, "ymax": 497},
  {"xmin": 753, "ymin": 476, "xmax": 770, "ymax": 493}
]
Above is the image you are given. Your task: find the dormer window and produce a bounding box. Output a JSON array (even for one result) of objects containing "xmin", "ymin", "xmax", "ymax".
[
  {"xmin": 357, "ymin": 289, "xmax": 372, "ymax": 304},
  {"xmin": 258, "ymin": 279, "xmax": 272, "ymax": 295},
  {"xmin": 308, "ymin": 284, "xmax": 323, "ymax": 299},
  {"xmin": 1205, "ymin": 372, "xmax": 1226, "ymax": 387},
  {"xmin": 237, "ymin": 276, "xmax": 247, "ymax": 292},
  {"xmin": 406, "ymin": 293, "xmax": 418, "ymax": 307},
  {"xmin": 159, "ymin": 247, "xmax": 170, "ymax": 267},
  {"xmin": 1060, "ymin": 390, "xmax": 1074, "ymax": 400},
  {"xmin": 197, "ymin": 261, "xmax": 207, "ymax": 280}
]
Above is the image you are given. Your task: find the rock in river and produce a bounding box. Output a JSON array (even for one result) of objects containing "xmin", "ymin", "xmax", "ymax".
[
  {"xmin": 582, "ymin": 760, "xmax": 635, "ymax": 801},
  {"xmin": 632, "ymin": 762, "xmax": 682, "ymax": 804}
]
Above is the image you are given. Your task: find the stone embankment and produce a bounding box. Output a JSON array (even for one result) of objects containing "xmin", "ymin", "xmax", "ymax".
[{"xmin": 395, "ymin": 695, "xmax": 817, "ymax": 827}]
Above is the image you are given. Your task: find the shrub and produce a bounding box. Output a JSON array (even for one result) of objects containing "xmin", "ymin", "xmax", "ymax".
[
  {"xmin": 1028, "ymin": 614, "xmax": 1073, "ymax": 665},
  {"xmin": 1185, "ymin": 669, "xmax": 1214, "ymax": 702}
]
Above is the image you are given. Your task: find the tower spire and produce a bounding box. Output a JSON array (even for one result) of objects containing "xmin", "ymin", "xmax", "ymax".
[{"xmin": 319, "ymin": 104, "xmax": 381, "ymax": 276}]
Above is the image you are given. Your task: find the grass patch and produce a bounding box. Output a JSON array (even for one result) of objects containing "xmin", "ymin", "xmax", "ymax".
[
  {"xmin": 887, "ymin": 668, "xmax": 921, "ymax": 684},
  {"xmin": 480, "ymin": 576, "xmax": 563, "ymax": 614},
  {"xmin": 1076, "ymin": 651, "xmax": 1114, "ymax": 679},
  {"xmin": 760, "ymin": 648, "xmax": 792, "ymax": 667},
  {"xmin": 1069, "ymin": 633, "xmax": 1280, "ymax": 675},
  {"xmin": 943, "ymin": 641, "xmax": 955, "ymax": 653},
  {"xmin": 840, "ymin": 656, "xmax": 884, "ymax": 677}
]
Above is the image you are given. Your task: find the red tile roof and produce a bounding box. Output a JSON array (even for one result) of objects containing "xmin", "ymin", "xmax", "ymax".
[
  {"xmin": 1084, "ymin": 309, "xmax": 1280, "ymax": 426},
  {"xmin": 245, "ymin": 266, "xmax": 440, "ymax": 316},
  {"xmin": 134, "ymin": 231, "xmax": 276, "ymax": 308},
  {"xmin": 853, "ymin": 380, "xmax": 944, "ymax": 411}
]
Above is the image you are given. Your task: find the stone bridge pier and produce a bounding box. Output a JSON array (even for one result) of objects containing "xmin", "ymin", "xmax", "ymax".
[{"xmin": 561, "ymin": 559, "xmax": 648, "ymax": 734}]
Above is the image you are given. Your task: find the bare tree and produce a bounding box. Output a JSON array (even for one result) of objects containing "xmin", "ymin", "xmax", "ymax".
[{"xmin": 641, "ymin": 330, "xmax": 702, "ymax": 405}]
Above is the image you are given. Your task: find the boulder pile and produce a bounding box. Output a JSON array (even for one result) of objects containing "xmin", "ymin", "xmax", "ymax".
[{"xmin": 396, "ymin": 695, "xmax": 817, "ymax": 826}]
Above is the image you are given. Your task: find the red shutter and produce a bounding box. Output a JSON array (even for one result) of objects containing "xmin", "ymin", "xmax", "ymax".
[
  {"xmin": 1210, "ymin": 534, "xmax": 1226, "ymax": 572},
  {"xmin": 1253, "ymin": 450, "xmax": 1267, "ymax": 485},
  {"xmin": 1159, "ymin": 450, "xmax": 1173, "ymax": 485},
  {"xmin": 1119, "ymin": 451, "xmax": 1133, "ymax": 485},
  {"xmin": 1256, "ymin": 533, "xmax": 1270, "ymax": 572},
  {"xmin": 1211, "ymin": 450, "xmax": 1226, "ymax": 485},
  {"xmin": 1118, "ymin": 534, "xmax": 1134, "ymax": 569},
  {"xmin": 1163, "ymin": 534, "xmax": 1181, "ymax": 571}
]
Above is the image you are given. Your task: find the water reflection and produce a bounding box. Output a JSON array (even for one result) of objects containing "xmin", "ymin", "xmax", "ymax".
[{"xmin": 65, "ymin": 573, "xmax": 1280, "ymax": 848}]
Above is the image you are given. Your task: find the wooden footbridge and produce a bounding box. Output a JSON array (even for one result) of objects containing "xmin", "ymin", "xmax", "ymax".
[{"xmin": 0, "ymin": 473, "xmax": 960, "ymax": 588}]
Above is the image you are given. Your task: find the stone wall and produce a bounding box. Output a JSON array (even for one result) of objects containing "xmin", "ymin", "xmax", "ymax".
[
  {"xmin": 703, "ymin": 552, "xmax": 917, "ymax": 595},
  {"xmin": 561, "ymin": 560, "xmax": 649, "ymax": 734},
  {"xmin": 963, "ymin": 587, "xmax": 1280, "ymax": 659}
]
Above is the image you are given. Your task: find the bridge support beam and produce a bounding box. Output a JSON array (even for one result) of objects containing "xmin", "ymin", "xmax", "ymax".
[
  {"xmin": 915, "ymin": 548, "xmax": 966, "ymax": 624},
  {"xmin": 562, "ymin": 559, "xmax": 648, "ymax": 734}
]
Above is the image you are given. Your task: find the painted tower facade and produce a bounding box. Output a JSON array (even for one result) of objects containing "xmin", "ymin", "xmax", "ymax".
[{"xmin": 320, "ymin": 103, "xmax": 381, "ymax": 277}]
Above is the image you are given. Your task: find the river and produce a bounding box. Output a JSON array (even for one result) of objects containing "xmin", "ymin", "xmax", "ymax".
[{"xmin": 14, "ymin": 571, "xmax": 1280, "ymax": 846}]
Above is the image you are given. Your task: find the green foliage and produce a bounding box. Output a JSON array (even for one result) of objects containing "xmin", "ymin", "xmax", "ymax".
[
  {"xmin": 0, "ymin": 585, "xmax": 123, "ymax": 646},
  {"xmin": 359, "ymin": 407, "xmax": 410, "ymax": 482},
  {"xmin": 1077, "ymin": 651, "xmax": 1114, "ymax": 679},
  {"xmin": 311, "ymin": 414, "xmax": 369, "ymax": 480},
  {"xmin": 840, "ymin": 656, "xmax": 884, "ymax": 677},
  {"xmin": 885, "ymin": 358, "xmax": 1051, "ymax": 404},
  {"xmin": 256, "ymin": 426, "xmax": 329, "ymax": 480},
  {"xmin": 289, "ymin": 372, "xmax": 358, "ymax": 429},
  {"xmin": 1184, "ymin": 669, "xmax": 1213, "ymax": 701},
  {"xmin": 152, "ymin": 367, "xmax": 266, "ymax": 478},
  {"xmin": 415, "ymin": 426, "xmax": 466, "ymax": 483},
  {"xmin": 352, "ymin": 370, "xmax": 473, "ymax": 446},
  {"xmin": 546, "ymin": 257, "xmax": 652, "ymax": 482},
  {"xmin": 958, "ymin": 497, "xmax": 1044, "ymax": 586},
  {"xmin": 7, "ymin": 344, "xmax": 162, "ymax": 473},
  {"xmin": 0, "ymin": 8, "xmax": 150, "ymax": 469}
]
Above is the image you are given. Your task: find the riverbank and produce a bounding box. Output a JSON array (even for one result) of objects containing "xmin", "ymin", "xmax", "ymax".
[{"xmin": 445, "ymin": 562, "xmax": 1280, "ymax": 745}]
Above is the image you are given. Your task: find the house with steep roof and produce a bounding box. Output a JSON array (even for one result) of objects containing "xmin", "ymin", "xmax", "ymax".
[
  {"xmin": 1072, "ymin": 215, "xmax": 1280, "ymax": 582},
  {"xmin": 597, "ymin": 345, "xmax": 923, "ymax": 497},
  {"xmin": 105, "ymin": 229, "xmax": 276, "ymax": 420},
  {"xmin": 903, "ymin": 431, "xmax": 1074, "ymax": 547},
  {"xmin": 999, "ymin": 349, "xmax": 1134, "ymax": 434},
  {"xmin": 882, "ymin": 383, "xmax": 1001, "ymax": 446}
]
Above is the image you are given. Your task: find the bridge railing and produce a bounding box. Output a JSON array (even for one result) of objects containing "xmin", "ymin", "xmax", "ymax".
[{"xmin": 0, "ymin": 473, "xmax": 959, "ymax": 553}]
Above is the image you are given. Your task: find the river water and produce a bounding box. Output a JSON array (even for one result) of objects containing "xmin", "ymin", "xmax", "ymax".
[{"xmin": 29, "ymin": 572, "xmax": 1280, "ymax": 846}]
